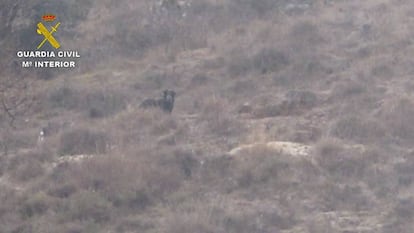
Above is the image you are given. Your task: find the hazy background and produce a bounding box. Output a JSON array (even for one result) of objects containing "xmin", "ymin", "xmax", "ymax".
[{"xmin": 1, "ymin": 0, "xmax": 414, "ymax": 232}]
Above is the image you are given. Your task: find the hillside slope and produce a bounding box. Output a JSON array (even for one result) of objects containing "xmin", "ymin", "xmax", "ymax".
[{"xmin": 1, "ymin": 0, "xmax": 414, "ymax": 232}]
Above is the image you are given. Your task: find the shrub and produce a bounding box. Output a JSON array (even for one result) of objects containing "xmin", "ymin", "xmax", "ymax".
[
  {"xmin": 151, "ymin": 116, "xmax": 178, "ymax": 136},
  {"xmin": 197, "ymin": 156, "xmax": 233, "ymax": 189},
  {"xmin": 49, "ymin": 87, "xmax": 127, "ymax": 117},
  {"xmin": 393, "ymin": 198, "xmax": 414, "ymax": 220},
  {"xmin": 115, "ymin": 216, "xmax": 154, "ymax": 232},
  {"xmin": 141, "ymin": 156, "xmax": 184, "ymax": 199},
  {"xmin": 381, "ymin": 97, "xmax": 414, "ymax": 141},
  {"xmin": 48, "ymin": 86, "xmax": 79, "ymax": 110},
  {"xmin": 64, "ymin": 156, "xmax": 151, "ymax": 210},
  {"xmin": 19, "ymin": 192, "xmax": 51, "ymax": 219},
  {"xmin": 22, "ymin": 147, "xmax": 55, "ymax": 163},
  {"xmin": 394, "ymin": 158, "xmax": 414, "ymax": 187},
  {"xmin": 288, "ymin": 21, "xmax": 323, "ymax": 50},
  {"xmin": 58, "ymin": 128, "xmax": 108, "ymax": 155},
  {"xmin": 14, "ymin": 160, "xmax": 44, "ymax": 182},
  {"xmin": 114, "ymin": 26, "xmax": 155, "ymax": 57},
  {"xmin": 228, "ymin": 0, "xmax": 278, "ymax": 18},
  {"xmin": 165, "ymin": 199, "xmax": 297, "ymax": 233},
  {"xmin": 223, "ymin": 211, "xmax": 296, "ymax": 233},
  {"xmin": 227, "ymin": 48, "xmax": 289, "ymax": 76},
  {"xmin": 231, "ymin": 147, "xmax": 293, "ymax": 190},
  {"xmin": 306, "ymin": 219, "xmax": 335, "ymax": 233},
  {"xmin": 48, "ymin": 181, "xmax": 78, "ymax": 199},
  {"xmin": 10, "ymin": 156, "xmax": 45, "ymax": 182},
  {"xmin": 253, "ymin": 104, "xmax": 284, "ymax": 118},
  {"xmin": 0, "ymin": 128, "xmax": 38, "ymax": 154},
  {"xmin": 56, "ymin": 152, "xmax": 184, "ymax": 212},
  {"xmin": 190, "ymin": 73, "xmax": 209, "ymax": 87},
  {"xmin": 85, "ymin": 91, "xmax": 126, "ymax": 118},
  {"xmin": 316, "ymin": 180, "xmax": 372, "ymax": 212},
  {"xmin": 201, "ymin": 98, "xmax": 245, "ymax": 136},
  {"xmin": 227, "ymin": 55, "xmax": 252, "ymax": 77},
  {"xmin": 252, "ymin": 48, "xmax": 289, "ymax": 74},
  {"xmin": 138, "ymin": 71, "xmax": 166, "ymax": 90},
  {"xmin": 330, "ymin": 80, "xmax": 367, "ymax": 100},
  {"xmin": 227, "ymin": 80, "xmax": 257, "ymax": 99},
  {"xmin": 313, "ymin": 139, "xmax": 367, "ymax": 181},
  {"xmin": 173, "ymin": 149, "xmax": 199, "ymax": 178},
  {"xmin": 66, "ymin": 191, "xmax": 112, "ymax": 223},
  {"xmin": 285, "ymin": 90, "xmax": 318, "ymax": 110},
  {"xmin": 330, "ymin": 115, "xmax": 386, "ymax": 143},
  {"xmin": 254, "ymin": 90, "xmax": 319, "ymax": 118},
  {"xmin": 371, "ymin": 64, "xmax": 393, "ymax": 78},
  {"xmin": 167, "ymin": 214, "xmax": 219, "ymax": 233}
]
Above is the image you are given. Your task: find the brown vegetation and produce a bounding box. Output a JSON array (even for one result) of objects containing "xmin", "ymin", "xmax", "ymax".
[{"xmin": 1, "ymin": 0, "xmax": 414, "ymax": 232}]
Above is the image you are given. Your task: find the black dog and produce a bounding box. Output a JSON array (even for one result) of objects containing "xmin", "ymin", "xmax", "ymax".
[{"xmin": 140, "ymin": 90, "xmax": 176, "ymax": 113}]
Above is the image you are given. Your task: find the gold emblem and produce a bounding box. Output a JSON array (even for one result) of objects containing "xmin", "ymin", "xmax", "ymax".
[{"xmin": 37, "ymin": 14, "xmax": 61, "ymax": 49}]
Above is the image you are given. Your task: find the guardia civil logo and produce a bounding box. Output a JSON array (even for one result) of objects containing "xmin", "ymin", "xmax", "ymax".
[
  {"xmin": 16, "ymin": 13, "xmax": 81, "ymax": 69},
  {"xmin": 37, "ymin": 14, "xmax": 61, "ymax": 49}
]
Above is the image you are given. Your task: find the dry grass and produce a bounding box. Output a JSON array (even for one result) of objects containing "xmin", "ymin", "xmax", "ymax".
[
  {"xmin": 380, "ymin": 97, "xmax": 414, "ymax": 142},
  {"xmin": 201, "ymin": 97, "xmax": 245, "ymax": 136},
  {"xmin": 58, "ymin": 127, "xmax": 108, "ymax": 155},
  {"xmin": 330, "ymin": 115, "xmax": 387, "ymax": 144},
  {"xmin": 2, "ymin": 0, "xmax": 414, "ymax": 232},
  {"xmin": 48, "ymin": 85, "xmax": 127, "ymax": 118}
]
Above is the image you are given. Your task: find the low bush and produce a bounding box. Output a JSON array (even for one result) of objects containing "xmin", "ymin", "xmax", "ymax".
[
  {"xmin": 227, "ymin": 55, "xmax": 252, "ymax": 77},
  {"xmin": 48, "ymin": 86, "xmax": 79, "ymax": 110},
  {"xmin": 313, "ymin": 139, "xmax": 368, "ymax": 181},
  {"xmin": 330, "ymin": 115, "xmax": 386, "ymax": 143},
  {"xmin": 85, "ymin": 91, "xmax": 127, "ymax": 118},
  {"xmin": 58, "ymin": 128, "xmax": 108, "ymax": 155},
  {"xmin": 0, "ymin": 128, "xmax": 38, "ymax": 155},
  {"xmin": 393, "ymin": 198, "xmax": 414, "ymax": 220},
  {"xmin": 254, "ymin": 90, "xmax": 318, "ymax": 118},
  {"xmin": 190, "ymin": 73, "xmax": 209, "ymax": 87},
  {"xmin": 253, "ymin": 104, "xmax": 284, "ymax": 118},
  {"xmin": 136, "ymin": 71, "xmax": 167, "ymax": 90},
  {"xmin": 288, "ymin": 21, "xmax": 324, "ymax": 50},
  {"xmin": 168, "ymin": 215, "xmax": 218, "ymax": 233},
  {"xmin": 151, "ymin": 116, "xmax": 178, "ymax": 136},
  {"xmin": 231, "ymin": 147, "xmax": 294, "ymax": 191},
  {"xmin": 11, "ymin": 159, "xmax": 44, "ymax": 182},
  {"xmin": 8, "ymin": 151, "xmax": 47, "ymax": 182},
  {"xmin": 47, "ymin": 181, "xmax": 78, "ymax": 199},
  {"xmin": 227, "ymin": 48, "xmax": 289, "ymax": 76},
  {"xmin": 201, "ymin": 98, "xmax": 245, "ymax": 136},
  {"xmin": 51, "ymin": 152, "xmax": 184, "ymax": 213},
  {"xmin": 330, "ymin": 80, "xmax": 367, "ymax": 100},
  {"xmin": 381, "ymin": 97, "xmax": 414, "ymax": 141},
  {"xmin": 319, "ymin": 183, "xmax": 371, "ymax": 211},
  {"xmin": 285, "ymin": 90, "xmax": 318, "ymax": 110},
  {"xmin": 227, "ymin": 0, "xmax": 278, "ymax": 18},
  {"xmin": 66, "ymin": 191, "xmax": 112, "ymax": 223},
  {"xmin": 252, "ymin": 48, "xmax": 290, "ymax": 74},
  {"xmin": 173, "ymin": 149, "xmax": 199, "ymax": 178},
  {"xmin": 19, "ymin": 192, "xmax": 51, "ymax": 219},
  {"xmin": 49, "ymin": 87, "xmax": 126, "ymax": 118},
  {"xmin": 394, "ymin": 157, "xmax": 414, "ymax": 187},
  {"xmin": 197, "ymin": 156, "xmax": 233, "ymax": 190}
]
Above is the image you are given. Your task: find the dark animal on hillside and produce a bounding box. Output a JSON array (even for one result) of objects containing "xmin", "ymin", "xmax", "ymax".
[{"xmin": 140, "ymin": 90, "xmax": 176, "ymax": 113}]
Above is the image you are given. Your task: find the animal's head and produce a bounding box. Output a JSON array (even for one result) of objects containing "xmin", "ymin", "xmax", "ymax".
[
  {"xmin": 161, "ymin": 90, "xmax": 176, "ymax": 113},
  {"xmin": 163, "ymin": 90, "xmax": 176, "ymax": 104}
]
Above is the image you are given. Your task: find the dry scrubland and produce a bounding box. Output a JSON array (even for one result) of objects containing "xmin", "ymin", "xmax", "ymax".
[{"xmin": 2, "ymin": 0, "xmax": 414, "ymax": 232}]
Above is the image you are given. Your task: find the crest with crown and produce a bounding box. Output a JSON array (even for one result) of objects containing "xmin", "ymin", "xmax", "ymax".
[{"xmin": 42, "ymin": 14, "xmax": 56, "ymax": 22}]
